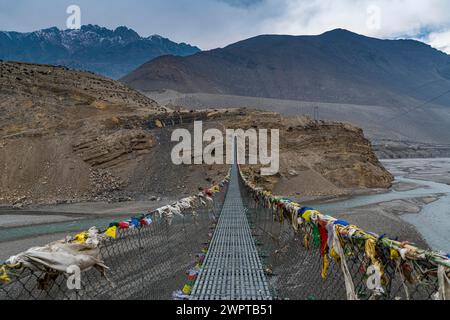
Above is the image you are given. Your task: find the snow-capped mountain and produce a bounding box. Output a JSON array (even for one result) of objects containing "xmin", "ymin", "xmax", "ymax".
[{"xmin": 0, "ymin": 25, "xmax": 200, "ymax": 79}]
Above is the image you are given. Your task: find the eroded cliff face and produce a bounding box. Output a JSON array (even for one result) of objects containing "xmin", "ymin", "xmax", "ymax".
[
  {"xmin": 0, "ymin": 62, "xmax": 228, "ymax": 206},
  {"xmin": 219, "ymin": 111, "xmax": 394, "ymax": 198},
  {"xmin": 0, "ymin": 61, "xmax": 164, "ymax": 205},
  {"xmin": 0, "ymin": 61, "xmax": 392, "ymax": 205}
]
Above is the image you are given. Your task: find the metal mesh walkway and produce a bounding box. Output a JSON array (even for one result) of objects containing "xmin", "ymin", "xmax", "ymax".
[{"xmin": 190, "ymin": 164, "xmax": 272, "ymax": 300}]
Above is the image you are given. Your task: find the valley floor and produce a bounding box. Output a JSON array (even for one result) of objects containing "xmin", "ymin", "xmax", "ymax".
[
  {"xmin": 146, "ymin": 90, "xmax": 450, "ymax": 146},
  {"xmin": 1, "ymin": 158, "xmax": 449, "ymax": 262}
]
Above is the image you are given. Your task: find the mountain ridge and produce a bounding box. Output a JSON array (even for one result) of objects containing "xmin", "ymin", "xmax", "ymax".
[
  {"xmin": 0, "ymin": 24, "xmax": 201, "ymax": 79},
  {"xmin": 122, "ymin": 28, "xmax": 450, "ymax": 108}
]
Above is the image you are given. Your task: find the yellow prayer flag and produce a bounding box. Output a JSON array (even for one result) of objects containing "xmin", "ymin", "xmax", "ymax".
[
  {"xmin": 330, "ymin": 247, "xmax": 340, "ymax": 261},
  {"xmin": 321, "ymin": 255, "xmax": 329, "ymax": 280},
  {"xmin": 105, "ymin": 226, "xmax": 117, "ymax": 239},
  {"xmin": 73, "ymin": 232, "xmax": 88, "ymax": 244},
  {"xmin": 0, "ymin": 266, "xmax": 11, "ymax": 284},
  {"xmin": 390, "ymin": 248, "xmax": 400, "ymax": 260},
  {"xmin": 182, "ymin": 284, "xmax": 192, "ymax": 295},
  {"xmin": 302, "ymin": 210, "xmax": 320, "ymax": 222}
]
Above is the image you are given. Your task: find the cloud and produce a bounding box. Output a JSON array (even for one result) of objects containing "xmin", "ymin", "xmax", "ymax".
[
  {"xmin": 0, "ymin": 0, "xmax": 449, "ymax": 52},
  {"xmin": 237, "ymin": 0, "xmax": 450, "ymax": 54},
  {"xmin": 255, "ymin": 0, "xmax": 450, "ymax": 39},
  {"xmin": 217, "ymin": 0, "xmax": 263, "ymax": 8},
  {"xmin": 424, "ymin": 30, "xmax": 450, "ymax": 54}
]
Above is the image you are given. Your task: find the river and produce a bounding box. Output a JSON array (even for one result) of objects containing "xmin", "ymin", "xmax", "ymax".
[{"xmin": 309, "ymin": 158, "xmax": 450, "ymax": 253}]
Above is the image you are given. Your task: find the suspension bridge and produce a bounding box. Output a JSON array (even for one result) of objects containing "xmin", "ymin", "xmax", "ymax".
[
  {"xmin": 190, "ymin": 164, "xmax": 271, "ymax": 300},
  {"xmin": 1, "ymin": 160, "xmax": 449, "ymax": 300}
]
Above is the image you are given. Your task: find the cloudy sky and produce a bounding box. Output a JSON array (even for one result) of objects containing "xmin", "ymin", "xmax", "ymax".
[{"xmin": 1, "ymin": 0, "xmax": 450, "ymax": 52}]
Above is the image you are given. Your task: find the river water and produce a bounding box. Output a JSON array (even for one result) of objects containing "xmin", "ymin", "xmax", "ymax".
[{"xmin": 310, "ymin": 158, "xmax": 450, "ymax": 253}]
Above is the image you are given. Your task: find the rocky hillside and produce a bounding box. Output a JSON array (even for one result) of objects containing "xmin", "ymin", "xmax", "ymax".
[
  {"xmin": 0, "ymin": 61, "xmax": 392, "ymax": 206},
  {"xmin": 0, "ymin": 61, "xmax": 165, "ymax": 138},
  {"xmin": 0, "ymin": 61, "xmax": 164, "ymax": 206},
  {"xmin": 215, "ymin": 111, "xmax": 394, "ymax": 199},
  {"xmin": 0, "ymin": 25, "xmax": 200, "ymax": 79},
  {"xmin": 0, "ymin": 61, "xmax": 230, "ymax": 207}
]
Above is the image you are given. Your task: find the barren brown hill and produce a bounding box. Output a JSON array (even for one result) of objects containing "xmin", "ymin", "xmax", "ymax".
[
  {"xmin": 0, "ymin": 60, "xmax": 166, "ymax": 138},
  {"xmin": 0, "ymin": 61, "xmax": 199, "ymax": 206},
  {"xmin": 215, "ymin": 111, "xmax": 393, "ymax": 199},
  {"xmin": 122, "ymin": 29, "xmax": 450, "ymax": 108},
  {"xmin": 0, "ymin": 61, "xmax": 392, "ymax": 206}
]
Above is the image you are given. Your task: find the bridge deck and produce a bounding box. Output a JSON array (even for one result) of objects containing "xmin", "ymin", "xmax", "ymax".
[{"xmin": 190, "ymin": 165, "xmax": 272, "ymax": 300}]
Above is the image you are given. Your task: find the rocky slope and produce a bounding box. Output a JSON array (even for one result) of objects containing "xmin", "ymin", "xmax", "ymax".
[
  {"xmin": 0, "ymin": 25, "xmax": 200, "ymax": 79},
  {"xmin": 215, "ymin": 111, "xmax": 394, "ymax": 198},
  {"xmin": 0, "ymin": 61, "xmax": 165, "ymax": 137},
  {"xmin": 0, "ymin": 61, "xmax": 392, "ymax": 206},
  {"xmin": 0, "ymin": 61, "xmax": 168, "ymax": 206},
  {"xmin": 0, "ymin": 61, "xmax": 230, "ymax": 206}
]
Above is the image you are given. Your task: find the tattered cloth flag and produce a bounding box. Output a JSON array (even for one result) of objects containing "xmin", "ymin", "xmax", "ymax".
[
  {"xmin": 6, "ymin": 232, "xmax": 108, "ymax": 275},
  {"xmin": 318, "ymin": 222, "xmax": 330, "ymax": 280},
  {"xmin": 365, "ymin": 238, "xmax": 384, "ymax": 277},
  {"xmin": 140, "ymin": 217, "xmax": 153, "ymax": 226},
  {"xmin": 298, "ymin": 207, "xmax": 315, "ymax": 218},
  {"xmin": 130, "ymin": 218, "xmax": 141, "ymax": 229},
  {"xmin": 330, "ymin": 224, "xmax": 358, "ymax": 300},
  {"xmin": 119, "ymin": 221, "xmax": 130, "ymax": 229},
  {"xmin": 173, "ymin": 290, "xmax": 190, "ymax": 300},
  {"xmin": 438, "ymin": 265, "xmax": 450, "ymax": 300}
]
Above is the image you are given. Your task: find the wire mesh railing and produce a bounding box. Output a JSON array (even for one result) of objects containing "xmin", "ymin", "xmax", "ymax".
[
  {"xmin": 0, "ymin": 178, "xmax": 229, "ymax": 300},
  {"xmin": 188, "ymin": 164, "xmax": 273, "ymax": 300},
  {"xmin": 238, "ymin": 166, "xmax": 450, "ymax": 300}
]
